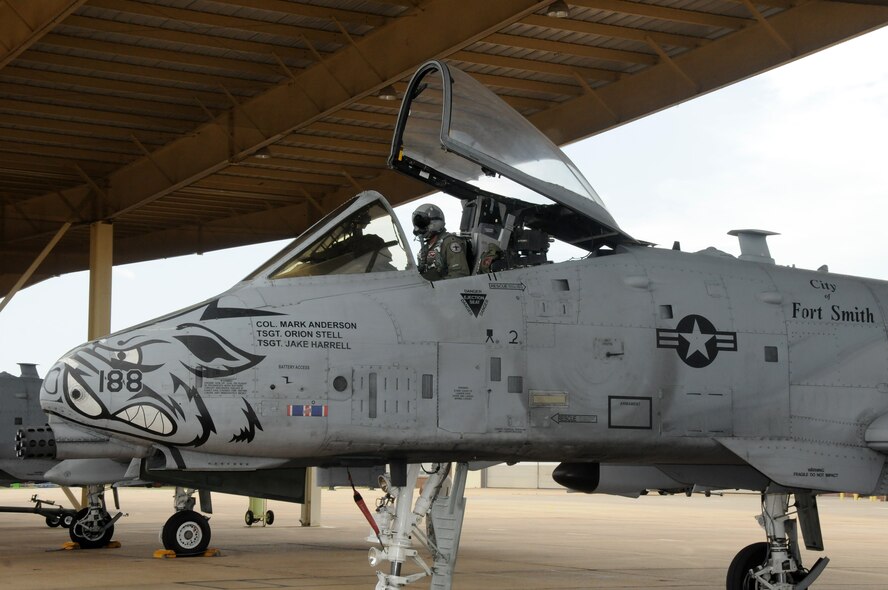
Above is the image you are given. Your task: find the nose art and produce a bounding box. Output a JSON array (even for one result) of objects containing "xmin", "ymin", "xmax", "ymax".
[{"xmin": 40, "ymin": 363, "xmax": 64, "ymax": 403}]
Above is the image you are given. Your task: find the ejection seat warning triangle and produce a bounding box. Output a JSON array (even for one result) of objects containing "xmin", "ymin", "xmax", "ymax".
[{"xmin": 460, "ymin": 290, "xmax": 488, "ymax": 317}]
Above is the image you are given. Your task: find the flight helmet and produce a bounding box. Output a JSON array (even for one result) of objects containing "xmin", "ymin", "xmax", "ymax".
[{"xmin": 412, "ymin": 203, "xmax": 446, "ymax": 237}]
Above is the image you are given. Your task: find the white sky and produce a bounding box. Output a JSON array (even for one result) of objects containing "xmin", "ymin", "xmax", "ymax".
[{"xmin": 3, "ymin": 27, "xmax": 888, "ymax": 377}]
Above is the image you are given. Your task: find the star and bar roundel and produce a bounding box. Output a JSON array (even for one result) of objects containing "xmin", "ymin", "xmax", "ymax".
[{"xmin": 656, "ymin": 314, "xmax": 737, "ymax": 368}]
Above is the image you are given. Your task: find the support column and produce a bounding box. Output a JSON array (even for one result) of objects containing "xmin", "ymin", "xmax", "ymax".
[
  {"xmin": 83, "ymin": 221, "xmax": 113, "ymax": 507},
  {"xmin": 88, "ymin": 221, "xmax": 113, "ymax": 340},
  {"xmin": 300, "ymin": 467, "xmax": 321, "ymax": 526}
]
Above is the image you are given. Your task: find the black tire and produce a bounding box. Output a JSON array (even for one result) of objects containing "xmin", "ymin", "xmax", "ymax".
[
  {"xmin": 61, "ymin": 513, "xmax": 74, "ymax": 528},
  {"xmin": 727, "ymin": 542, "xmax": 768, "ymax": 590},
  {"xmin": 726, "ymin": 541, "xmax": 806, "ymax": 589},
  {"xmin": 265, "ymin": 510, "xmax": 274, "ymax": 526},
  {"xmin": 68, "ymin": 508, "xmax": 115, "ymax": 549},
  {"xmin": 245, "ymin": 510, "xmax": 254, "ymax": 526},
  {"xmin": 45, "ymin": 515, "xmax": 61, "ymax": 528},
  {"xmin": 162, "ymin": 510, "xmax": 211, "ymax": 555}
]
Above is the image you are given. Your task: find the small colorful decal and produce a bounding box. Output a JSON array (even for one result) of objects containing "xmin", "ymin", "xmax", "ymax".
[{"xmin": 287, "ymin": 404, "xmax": 329, "ymax": 417}]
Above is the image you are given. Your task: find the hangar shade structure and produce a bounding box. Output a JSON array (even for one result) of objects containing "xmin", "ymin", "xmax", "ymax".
[{"xmin": 2, "ymin": 0, "xmax": 887, "ymax": 298}]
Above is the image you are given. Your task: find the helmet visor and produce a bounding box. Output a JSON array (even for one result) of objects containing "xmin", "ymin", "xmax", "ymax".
[{"xmin": 412, "ymin": 213, "xmax": 430, "ymax": 230}]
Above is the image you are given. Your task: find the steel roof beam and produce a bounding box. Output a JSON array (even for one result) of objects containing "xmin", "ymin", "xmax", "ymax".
[
  {"xmin": 531, "ymin": 1, "xmax": 888, "ymax": 145},
  {"xmin": 176, "ymin": 186, "xmax": 307, "ymax": 202},
  {"xmin": 62, "ymin": 15, "xmax": 318, "ymax": 64},
  {"xmin": 1, "ymin": 173, "xmax": 427, "ymax": 291},
  {"xmin": 268, "ymin": 145, "xmax": 384, "ymax": 167},
  {"xmin": 84, "ymin": 1, "xmax": 888, "ymax": 282},
  {"xmin": 0, "ymin": 158, "xmax": 85, "ymax": 179},
  {"xmin": 485, "ymin": 33, "xmax": 658, "ymax": 65},
  {"xmin": 0, "ymin": 112, "xmax": 177, "ymax": 144},
  {"xmin": 307, "ymin": 121, "xmax": 393, "ymax": 141},
  {"xmin": 220, "ymin": 168, "xmax": 352, "ymax": 186},
  {"xmin": 39, "ymin": 33, "xmax": 289, "ymax": 79},
  {"xmin": 0, "ymin": 80, "xmax": 209, "ymax": 119},
  {"xmin": 567, "ymin": 0, "xmax": 751, "ymax": 29},
  {"xmin": 111, "ymin": 169, "xmax": 430, "ymax": 260},
  {"xmin": 450, "ymin": 51, "xmax": 622, "ymax": 82},
  {"xmin": 0, "ymin": 126, "xmax": 143, "ymax": 154},
  {"xmin": 7, "ymin": 0, "xmax": 548, "ymax": 238},
  {"xmin": 324, "ymin": 109, "xmax": 397, "ymax": 126},
  {"xmin": 0, "ymin": 0, "xmax": 86, "ymax": 69},
  {"xmin": 0, "ymin": 221, "xmax": 70, "ymax": 315},
  {"xmin": 0, "ymin": 66, "xmax": 242, "ymax": 108},
  {"xmin": 519, "ymin": 14, "xmax": 709, "ymax": 49},
  {"xmin": 727, "ymin": 0, "xmax": 795, "ymax": 8},
  {"xmin": 21, "ymin": 50, "xmax": 282, "ymax": 89},
  {"xmin": 0, "ymin": 153, "xmax": 116, "ymax": 178},
  {"xmin": 211, "ymin": 0, "xmax": 393, "ymax": 28},
  {"xmin": 288, "ymin": 133, "xmax": 390, "ymax": 154},
  {"xmin": 86, "ymin": 0, "xmax": 348, "ymax": 46},
  {"xmin": 0, "ymin": 97, "xmax": 199, "ymax": 131},
  {"xmin": 469, "ymin": 71, "xmax": 582, "ymax": 96},
  {"xmin": 0, "ymin": 139, "xmax": 134, "ymax": 164},
  {"xmin": 235, "ymin": 159, "xmax": 379, "ymax": 177}
]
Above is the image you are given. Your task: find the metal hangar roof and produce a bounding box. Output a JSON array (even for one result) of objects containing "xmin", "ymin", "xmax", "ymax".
[{"xmin": 1, "ymin": 0, "xmax": 887, "ymax": 297}]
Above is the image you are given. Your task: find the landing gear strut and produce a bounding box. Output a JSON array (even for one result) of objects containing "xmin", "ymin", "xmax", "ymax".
[
  {"xmin": 726, "ymin": 492, "xmax": 829, "ymax": 590},
  {"xmin": 367, "ymin": 462, "xmax": 468, "ymax": 590},
  {"xmin": 161, "ymin": 487, "xmax": 211, "ymax": 555},
  {"xmin": 68, "ymin": 485, "xmax": 121, "ymax": 549}
]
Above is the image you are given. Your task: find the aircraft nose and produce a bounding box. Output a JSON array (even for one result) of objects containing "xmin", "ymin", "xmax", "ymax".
[
  {"xmin": 39, "ymin": 347, "xmax": 109, "ymax": 422},
  {"xmin": 39, "ymin": 361, "xmax": 66, "ymax": 410}
]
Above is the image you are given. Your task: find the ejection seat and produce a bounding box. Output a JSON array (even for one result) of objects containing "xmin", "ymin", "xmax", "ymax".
[{"xmin": 459, "ymin": 195, "xmax": 552, "ymax": 274}]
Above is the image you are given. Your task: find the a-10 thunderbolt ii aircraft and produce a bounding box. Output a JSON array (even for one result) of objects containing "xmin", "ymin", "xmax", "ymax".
[{"xmin": 23, "ymin": 59, "xmax": 888, "ymax": 589}]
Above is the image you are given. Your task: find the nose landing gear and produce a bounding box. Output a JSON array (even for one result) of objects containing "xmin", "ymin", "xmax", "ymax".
[
  {"xmin": 161, "ymin": 509, "xmax": 211, "ymax": 555},
  {"xmin": 367, "ymin": 462, "xmax": 468, "ymax": 590},
  {"xmin": 160, "ymin": 487, "xmax": 212, "ymax": 555},
  {"xmin": 68, "ymin": 485, "xmax": 122, "ymax": 549},
  {"xmin": 726, "ymin": 492, "xmax": 829, "ymax": 590}
]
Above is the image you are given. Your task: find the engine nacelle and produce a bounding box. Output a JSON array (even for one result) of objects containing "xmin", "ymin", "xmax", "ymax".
[{"xmin": 552, "ymin": 462, "xmax": 689, "ymax": 497}]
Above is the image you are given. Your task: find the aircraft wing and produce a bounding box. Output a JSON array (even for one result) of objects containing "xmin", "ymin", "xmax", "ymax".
[{"xmin": 717, "ymin": 437, "xmax": 885, "ymax": 493}]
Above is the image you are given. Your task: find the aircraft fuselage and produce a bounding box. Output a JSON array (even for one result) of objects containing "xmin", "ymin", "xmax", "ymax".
[{"xmin": 40, "ymin": 242, "xmax": 888, "ymax": 494}]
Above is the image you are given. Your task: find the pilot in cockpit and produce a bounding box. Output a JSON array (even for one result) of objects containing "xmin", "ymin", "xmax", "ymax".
[{"xmin": 412, "ymin": 203, "xmax": 469, "ymax": 281}]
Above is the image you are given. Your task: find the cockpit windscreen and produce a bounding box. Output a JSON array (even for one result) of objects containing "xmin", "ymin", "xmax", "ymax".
[
  {"xmin": 269, "ymin": 201, "xmax": 408, "ymax": 279},
  {"xmin": 245, "ymin": 194, "xmax": 410, "ymax": 281}
]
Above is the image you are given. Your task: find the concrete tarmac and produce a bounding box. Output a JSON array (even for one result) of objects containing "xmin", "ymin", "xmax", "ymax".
[{"xmin": 0, "ymin": 486, "xmax": 886, "ymax": 589}]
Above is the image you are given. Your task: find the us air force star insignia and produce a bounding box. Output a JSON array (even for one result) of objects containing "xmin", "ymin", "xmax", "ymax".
[{"xmin": 656, "ymin": 314, "xmax": 737, "ymax": 368}]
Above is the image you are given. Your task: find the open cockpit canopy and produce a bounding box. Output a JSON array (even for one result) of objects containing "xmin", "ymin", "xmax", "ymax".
[{"xmin": 389, "ymin": 61, "xmax": 635, "ymax": 253}]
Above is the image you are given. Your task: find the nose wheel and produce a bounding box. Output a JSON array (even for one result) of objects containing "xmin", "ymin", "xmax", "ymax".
[
  {"xmin": 161, "ymin": 510, "xmax": 211, "ymax": 555},
  {"xmin": 68, "ymin": 485, "xmax": 120, "ymax": 549},
  {"xmin": 69, "ymin": 507, "xmax": 115, "ymax": 548},
  {"xmin": 726, "ymin": 542, "xmax": 769, "ymax": 590}
]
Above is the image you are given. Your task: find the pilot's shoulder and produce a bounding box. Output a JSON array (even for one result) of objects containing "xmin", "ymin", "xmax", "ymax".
[{"xmin": 442, "ymin": 233, "xmax": 465, "ymax": 254}]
